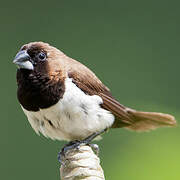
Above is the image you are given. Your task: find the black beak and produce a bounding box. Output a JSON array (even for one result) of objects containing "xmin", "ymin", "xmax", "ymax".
[{"xmin": 13, "ymin": 50, "xmax": 34, "ymax": 70}]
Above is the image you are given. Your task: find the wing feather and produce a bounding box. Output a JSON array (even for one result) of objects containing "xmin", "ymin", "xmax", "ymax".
[{"xmin": 65, "ymin": 58, "xmax": 131, "ymax": 127}]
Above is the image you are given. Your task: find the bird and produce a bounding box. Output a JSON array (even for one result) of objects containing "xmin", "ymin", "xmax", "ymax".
[{"xmin": 13, "ymin": 42, "xmax": 176, "ymax": 158}]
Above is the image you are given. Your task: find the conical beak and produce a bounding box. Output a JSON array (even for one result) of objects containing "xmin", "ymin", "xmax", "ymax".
[{"xmin": 13, "ymin": 50, "xmax": 34, "ymax": 70}]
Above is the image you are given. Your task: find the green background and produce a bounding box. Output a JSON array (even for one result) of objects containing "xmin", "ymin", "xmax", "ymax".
[{"xmin": 1, "ymin": 0, "xmax": 180, "ymax": 179}]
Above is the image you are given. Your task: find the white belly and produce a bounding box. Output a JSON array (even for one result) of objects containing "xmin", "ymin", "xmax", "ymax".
[{"xmin": 22, "ymin": 78, "xmax": 114, "ymax": 141}]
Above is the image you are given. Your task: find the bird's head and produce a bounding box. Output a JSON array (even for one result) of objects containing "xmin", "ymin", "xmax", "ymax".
[{"xmin": 13, "ymin": 42, "xmax": 65, "ymax": 76}]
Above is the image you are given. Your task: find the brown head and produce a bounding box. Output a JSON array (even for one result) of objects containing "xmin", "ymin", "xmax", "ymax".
[
  {"xmin": 13, "ymin": 42, "xmax": 66, "ymax": 111},
  {"xmin": 13, "ymin": 42, "xmax": 66, "ymax": 77}
]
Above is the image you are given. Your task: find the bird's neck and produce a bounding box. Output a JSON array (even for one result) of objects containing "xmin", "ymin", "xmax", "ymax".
[{"xmin": 16, "ymin": 69, "xmax": 65, "ymax": 111}]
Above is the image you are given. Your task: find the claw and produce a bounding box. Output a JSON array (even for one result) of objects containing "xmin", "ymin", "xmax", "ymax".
[
  {"xmin": 89, "ymin": 144, "xmax": 99, "ymax": 156},
  {"xmin": 58, "ymin": 151, "xmax": 64, "ymax": 164}
]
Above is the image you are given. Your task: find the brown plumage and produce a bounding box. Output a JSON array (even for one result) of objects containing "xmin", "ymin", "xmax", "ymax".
[{"xmin": 14, "ymin": 42, "xmax": 176, "ymax": 141}]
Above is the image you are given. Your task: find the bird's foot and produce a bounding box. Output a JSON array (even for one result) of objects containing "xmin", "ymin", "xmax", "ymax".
[
  {"xmin": 58, "ymin": 140, "xmax": 81, "ymax": 164},
  {"xmin": 58, "ymin": 128, "xmax": 108, "ymax": 164}
]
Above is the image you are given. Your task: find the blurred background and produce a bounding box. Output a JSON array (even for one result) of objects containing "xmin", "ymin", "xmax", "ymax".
[{"xmin": 1, "ymin": 0, "xmax": 180, "ymax": 179}]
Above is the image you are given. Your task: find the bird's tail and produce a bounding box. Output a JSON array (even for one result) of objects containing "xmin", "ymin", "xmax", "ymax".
[{"xmin": 124, "ymin": 109, "xmax": 176, "ymax": 132}]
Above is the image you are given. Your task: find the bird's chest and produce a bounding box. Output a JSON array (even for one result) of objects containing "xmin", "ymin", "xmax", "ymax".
[
  {"xmin": 22, "ymin": 78, "xmax": 114, "ymax": 141},
  {"xmin": 17, "ymin": 70, "xmax": 65, "ymax": 111}
]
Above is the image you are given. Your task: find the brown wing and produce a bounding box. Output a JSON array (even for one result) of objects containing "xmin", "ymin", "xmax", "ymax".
[{"xmin": 65, "ymin": 57, "xmax": 132, "ymax": 127}]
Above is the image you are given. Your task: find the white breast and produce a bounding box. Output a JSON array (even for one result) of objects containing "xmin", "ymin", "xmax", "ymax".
[{"xmin": 22, "ymin": 78, "xmax": 114, "ymax": 141}]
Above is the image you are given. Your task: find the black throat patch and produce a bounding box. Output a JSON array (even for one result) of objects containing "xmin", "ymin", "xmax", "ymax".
[{"xmin": 16, "ymin": 69, "xmax": 65, "ymax": 111}]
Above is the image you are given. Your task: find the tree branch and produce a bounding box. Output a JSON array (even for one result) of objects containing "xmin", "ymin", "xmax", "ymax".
[{"xmin": 60, "ymin": 145, "xmax": 105, "ymax": 180}]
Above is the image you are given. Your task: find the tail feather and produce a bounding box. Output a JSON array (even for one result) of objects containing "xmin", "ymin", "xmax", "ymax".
[{"xmin": 125, "ymin": 109, "xmax": 177, "ymax": 132}]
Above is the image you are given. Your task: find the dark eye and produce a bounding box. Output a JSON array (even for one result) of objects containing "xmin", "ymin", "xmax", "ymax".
[{"xmin": 38, "ymin": 52, "xmax": 46, "ymax": 61}]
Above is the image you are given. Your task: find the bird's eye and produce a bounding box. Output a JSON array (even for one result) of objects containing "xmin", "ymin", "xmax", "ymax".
[{"xmin": 38, "ymin": 52, "xmax": 46, "ymax": 61}]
